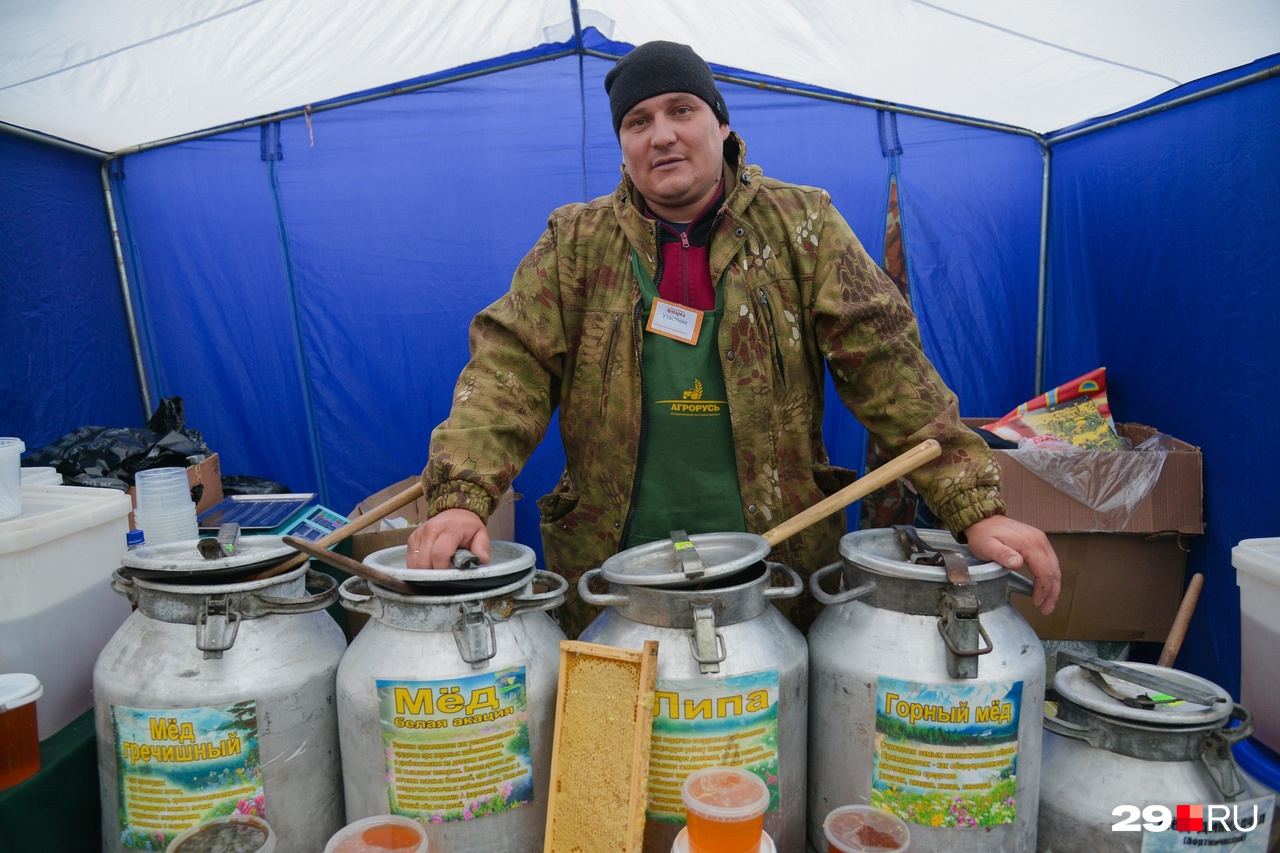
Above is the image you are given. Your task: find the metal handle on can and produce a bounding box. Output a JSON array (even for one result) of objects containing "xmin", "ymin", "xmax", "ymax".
[
  {"xmin": 576, "ymin": 568, "xmax": 630, "ymax": 607},
  {"xmin": 1006, "ymin": 571, "xmax": 1036, "ymax": 597},
  {"xmin": 1042, "ymin": 709, "xmax": 1103, "ymax": 747},
  {"xmin": 256, "ymin": 568, "xmax": 340, "ymax": 613},
  {"xmin": 509, "ymin": 570, "xmax": 570, "ymax": 615},
  {"xmin": 451, "ymin": 549, "xmax": 482, "ymax": 570},
  {"xmin": 1201, "ymin": 704, "xmax": 1254, "ymax": 801},
  {"xmin": 762, "ymin": 561, "xmax": 804, "ymax": 600},
  {"xmin": 338, "ymin": 576, "xmax": 384, "ymax": 619},
  {"xmin": 111, "ymin": 568, "xmax": 138, "ymax": 602},
  {"xmin": 808, "ymin": 561, "xmax": 876, "ymax": 606}
]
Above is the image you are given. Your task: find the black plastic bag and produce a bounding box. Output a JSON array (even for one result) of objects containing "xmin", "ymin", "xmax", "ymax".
[
  {"xmin": 221, "ymin": 475, "xmax": 292, "ymax": 496},
  {"xmin": 23, "ymin": 397, "xmax": 212, "ymax": 491}
]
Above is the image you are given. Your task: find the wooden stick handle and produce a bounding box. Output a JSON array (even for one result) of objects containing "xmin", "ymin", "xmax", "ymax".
[
  {"xmin": 1158, "ymin": 572, "xmax": 1204, "ymax": 668},
  {"xmin": 261, "ymin": 480, "xmax": 425, "ymax": 577},
  {"xmin": 762, "ymin": 438, "xmax": 942, "ymax": 548},
  {"xmin": 283, "ymin": 534, "xmax": 419, "ymax": 595}
]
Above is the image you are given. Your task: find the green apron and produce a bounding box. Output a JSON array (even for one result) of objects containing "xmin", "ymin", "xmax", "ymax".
[{"xmin": 624, "ymin": 252, "xmax": 745, "ymax": 548}]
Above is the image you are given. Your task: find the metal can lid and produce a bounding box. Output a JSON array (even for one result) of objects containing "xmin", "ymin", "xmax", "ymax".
[
  {"xmin": 365, "ymin": 540, "xmax": 535, "ymax": 584},
  {"xmin": 600, "ymin": 532, "xmax": 770, "ymax": 587},
  {"xmin": 0, "ymin": 673, "xmax": 42, "ymax": 712},
  {"xmin": 1054, "ymin": 661, "xmax": 1233, "ymax": 726},
  {"xmin": 121, "ymin": 535, "xmax": 295, "ymax": 573},
  {"xmin": 837, "ymin": 527, "xmax": 1006, "ymax": 582}
]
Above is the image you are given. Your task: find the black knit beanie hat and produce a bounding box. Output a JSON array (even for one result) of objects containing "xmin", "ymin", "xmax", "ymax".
[{"xmin": 604, "ymin": 41, "xmax": 730, "ymax": 136}]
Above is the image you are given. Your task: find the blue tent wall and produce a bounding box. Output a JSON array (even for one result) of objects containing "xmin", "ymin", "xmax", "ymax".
[
  {"xmin": 104, "ymin": 52, "xmax": 1039, "ymax": 559},
  {"xmin": 112, "ymin": 60, "xmax": 593, "ymax": 540},
  {"xmin": 0, "ymin": 133, "xmax": 139, "ymax": 447},
  {"xmin": 1045, "ymin": 74, "xmax": 1280, "ymax": 696},
  {"xmin": 5, "ymin": 39, "xmax": 1275, "ymax": 700},
  {"xmin": 112, "ymin": 129, "xmax": 318, "ymax": 494}
]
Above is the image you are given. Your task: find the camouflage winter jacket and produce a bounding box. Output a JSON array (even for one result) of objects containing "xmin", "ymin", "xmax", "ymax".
[{"xmin": 424, "ymin": 133, "xmax": 1004, "ymax": 635}]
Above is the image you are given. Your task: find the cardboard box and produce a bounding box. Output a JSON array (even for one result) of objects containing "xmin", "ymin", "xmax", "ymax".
[
  {"xmin": 348, "ymin": 477, "xmax": 517, "ymax": 562},
  {"xmin": 963, "ymin": 420, "xmax": 1203, "ymax": 641},
  {"xmin": 126, "ymin": 453, "xmax": 223, "ymax": 530}
]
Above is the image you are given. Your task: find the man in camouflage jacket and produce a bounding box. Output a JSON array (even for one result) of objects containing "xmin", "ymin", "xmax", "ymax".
[{"xmin": 408, "ymin": 42, "xmax": 1059, "ymax": 638}]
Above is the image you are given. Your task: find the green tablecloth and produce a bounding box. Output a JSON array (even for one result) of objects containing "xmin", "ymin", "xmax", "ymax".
[{"xmin": 0, "ymin": 709, "xmax": 100, "ymax": 853}]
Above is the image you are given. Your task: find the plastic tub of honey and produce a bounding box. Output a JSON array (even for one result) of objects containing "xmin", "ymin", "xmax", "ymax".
[
  {"xmin": 680, "ymin": 766, "xmax": 771, "ymax": 853},
  {"xmin": 0, "ymin": 673, "xmax": 42, "ymax": 789},
  {"xmin": 671, "ymin": 826, "xmax": 775, "ymax": 852},
  {"xmin": 823, "ymin": 804, "xmax": 910, "ymax": 852},
  {"xmin": 165, "ymin": 814, "xmax": 275, "ymax": 853},
  {"xmin": 324, "ymin": 815, "xmax": 429, "ymax": 853}
]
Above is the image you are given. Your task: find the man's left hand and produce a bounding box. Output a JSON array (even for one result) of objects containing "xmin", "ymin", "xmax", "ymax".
[{"xmin": 963, "ymin": 515, "xmax": 1061, "ymax": 615}]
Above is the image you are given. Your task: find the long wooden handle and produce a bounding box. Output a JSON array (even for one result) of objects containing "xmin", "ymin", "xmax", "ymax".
[
  {"xmin": 260, "ymin": 480, "xmax": 425, "ymax": 578},
  {"xmin": 762, "ymin": 438, "xmax": 942, "ymax": 548},
  {"xmin": 1158, "ymin": 572, "xmax": 1204, "ymax": 668},
  {"xmin": 282, "ymin": 534, "xmax": 419, "ymax": 595}
]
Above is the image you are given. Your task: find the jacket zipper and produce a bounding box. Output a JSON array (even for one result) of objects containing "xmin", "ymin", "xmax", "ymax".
[
  {"xmin": 680, "ymin": 230, "xmax": 690, "ymax": 305},
  {"xmin": 619, "ymin": 301, "xmax": 647, "ymax": 548},
  {"xmin": 757, "ymin": 287, "xmax": 788, "ymax": 388},
  {"xmin": 600, "ymin": 314, "xmax": 619, "ymax": 415},
  {"xmin": 651, "ymin": 221, "xmax": 664, "ymax": 290}
]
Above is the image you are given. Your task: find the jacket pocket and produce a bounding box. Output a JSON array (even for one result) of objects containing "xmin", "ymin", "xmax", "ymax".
[
  {"xmin": 812, "ymin": 462, "xmax": 860, "ymax": 497},
  {"xmin": 600, "ymin": 313, "xmax": 620, "ymax": 414},
  {"xmin": 753, "ymin": 287, "xmax": 788, "ymax": 388},
  {"xmin": 537, "ymin": 471, "xmax": 580, "ymax": 525}
]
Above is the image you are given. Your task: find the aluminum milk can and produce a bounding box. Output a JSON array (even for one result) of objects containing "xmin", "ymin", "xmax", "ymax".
[
  {"xmin": 95, "ymin": 560, "xmax": 347, "ymax": 853},
  {"xmin": 336, "ymin": 542, "xmax": 568, "ymax": 853},
  {"xmin": 577, "ymin": 532, "xmax": 809, "ymax": 853},
  {"xmin": 1039, "ymin": 654, "xmax": 1280, "ymax": 852},
  {"xmin": 807, "ymin": 526, "xmax": 1045, "ymax": 853}
]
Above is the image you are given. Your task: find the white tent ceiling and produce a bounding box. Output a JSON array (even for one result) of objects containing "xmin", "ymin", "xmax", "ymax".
[{"xmin": 2, "ymin": 0, "xmax": 1278, "ymax": 154}]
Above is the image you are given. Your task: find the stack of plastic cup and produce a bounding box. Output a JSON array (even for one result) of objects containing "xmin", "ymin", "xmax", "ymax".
[
  {"xmin": 680, "ymin": 766, "xmax": 771, "ymax": 853},
  {"xmin": 823, "ymin": 804, "xmax": 910, "ymax": 853},
  {"xmin": 0, "ymin": 438, "xmax": 24, "ymax": 521},
  {"xmin": 19, "ymin": 467, "xmax": 61, "ymax": 486},
  {"xmin": 133, "ymin": 467, "xmax": 198, "ymax": 545}
]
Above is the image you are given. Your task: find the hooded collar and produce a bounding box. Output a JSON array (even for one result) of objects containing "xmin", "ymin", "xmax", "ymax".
[{"xmin": 614, "ymin": 131, "xmax": 761, "ymax": 281}]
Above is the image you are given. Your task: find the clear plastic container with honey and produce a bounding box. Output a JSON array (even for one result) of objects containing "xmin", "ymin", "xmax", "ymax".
[{"xmin": 0, "ymin": 673, "xmax": 41, "ymax": 790}]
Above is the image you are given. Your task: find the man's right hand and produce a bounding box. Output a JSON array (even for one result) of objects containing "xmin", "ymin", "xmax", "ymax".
[{"xmin": 405, "ymin": 508, "xmax": 491, "ymax": 569}]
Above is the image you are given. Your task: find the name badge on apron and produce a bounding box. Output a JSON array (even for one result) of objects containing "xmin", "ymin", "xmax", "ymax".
[{"xmin": 646, "ymin": 297, "xmax": 704, "ymax": 345}]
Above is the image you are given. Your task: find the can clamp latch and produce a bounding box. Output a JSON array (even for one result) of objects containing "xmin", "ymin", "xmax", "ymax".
[
  {"xmin": 895, "ymin": 525, "xmax": 992, "ymax": 679},
  {"xmin": 448, "ymin": 550, "xmax": 499, "ymax": 669},
  {"xmin": 196, "ymin": 594, "xmax": 242, "ymax": 659},
  {"xmin": 689, "ymin": 604, "xmax": 727, "ymax": 675}
]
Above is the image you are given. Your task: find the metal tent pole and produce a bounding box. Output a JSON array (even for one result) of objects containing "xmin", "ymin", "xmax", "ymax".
[
  {"xmin": 100, "ymin": 160, "xmax": 152, "ymax": 418},
  {"xmin": 1034, "ymin": 146, "xmax": 1052, "ymax": 396}
]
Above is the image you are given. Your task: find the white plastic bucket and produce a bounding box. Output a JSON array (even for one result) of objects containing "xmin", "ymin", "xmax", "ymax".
[
  {"xmin": 0, "ymin": 439, "xmax": 25, "ymax": 521},
  {"xmin": 1234, "ymin": 538, "xmax": 1280, "ymax": 753}
]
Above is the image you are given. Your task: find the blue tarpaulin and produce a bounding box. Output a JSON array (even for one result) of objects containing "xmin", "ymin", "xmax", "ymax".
[{"xmin": 2, "ymin": 29, "xmax": 1278, "ymax": 699}]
